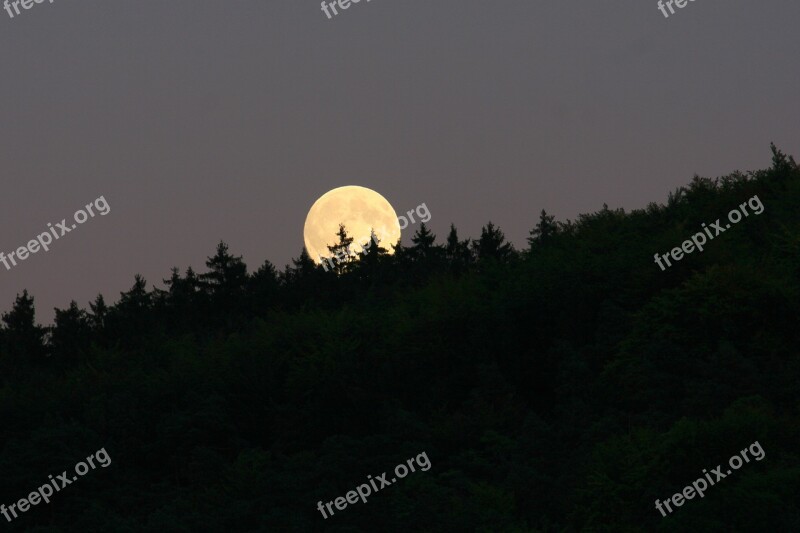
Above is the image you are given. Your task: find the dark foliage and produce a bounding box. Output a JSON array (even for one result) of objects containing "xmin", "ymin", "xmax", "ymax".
[{"xmin": 1, "ymin": 147, "xmax": 799, "ymax": 531}]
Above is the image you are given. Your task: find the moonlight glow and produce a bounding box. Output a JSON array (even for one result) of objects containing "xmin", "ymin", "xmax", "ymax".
[{"xmin": 303, "ymin": 186, "xmax": 402, "ymax": 264}]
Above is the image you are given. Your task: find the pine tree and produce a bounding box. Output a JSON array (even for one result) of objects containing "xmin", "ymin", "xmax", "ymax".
[
  {"xmin": 88, "ymin": 294, "xmax": 108, "ymax": 331},
  {"xmin": 290, "ymin": 248, "xmax": 319, "ymax": 280},
  {"xmin": 163, "ymin": 267, "xmax": 200, "ymax": 303},
  {"xmin": 249, "ymin": 259, "xmax": 281, "ymax": 310},
  {"xmin": 51, "ymin": 301, "xmax": 91, "ymax": 361},
  {"xmin": 163, "ymin": 267, "xmax": 182, "ymax": 295},
  {"xmin": 200, "ymin": 241, "xmax": 248, "ymax": 293},
  {"xmin": 1, "ymin": 290, "xmax": 46, "ymax": 361},
  {"xmin": 474, "ymin": 222, "xmax": 514, "ymax": 262},
  {"xmin": 118, "ymin": 274, "xmax": 151, "ymax": 311},
  {"xmin": 326, "ymin": 224, "xmax": 355, "ymax": 275},
  {"xmin": 445, "ymin": 223, "xmax": 472, "ymax": 272},
  {"xmin": 355, "ymin": 228, "xmax": 390, "ymax": 278},
  {"xmin": 411, "ymin": 223, "xmax": 436, "ymax": 258},
  {"xmin": 528, "ymin": 209, "xmax": 559, "ymax": 249}
]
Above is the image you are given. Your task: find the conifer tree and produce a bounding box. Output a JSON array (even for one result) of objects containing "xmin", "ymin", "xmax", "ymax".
[
  {"xmin": 528, "ymin": 209, "xmax": 559, "ymax": 249},
  {"xmin": 250, "ymin": 259, "xmax": 281, "ymax": 309},
  {"xmin": 200, "ymin": 241, "xmax": 248, "ymax": 293},
  {"xmin": 411, "ymin": 223, "xmax": 436, "ymax": 258},
  {"xmin": 118, "ymin": 274, "xmax": 152, "ymax": 311},
  {"xmin": 326, "ymin": 224, "xmax": 355, "ymax": 275},
  {"xmin": 474, "ymin": 222, "xmax": 514, "ymax": 262},
  {"xmin": 445, "ymin": 223, "xmax": 472, "ymax": 272},
  {"xmin": 51, "ymin": 301, "xmax": 91, "ymax": 361},
  {"xmin": 290, "ymin": 248, "xmax": 319, "ymax": 280},
  {"xmin": 1, "ymin": 290, "xmax": 46, "ymax": 361},
  {"xmin": 355, "ymin": 228, "xmax": 389, "ymax": 278},
  {"xmin": 88, "ymin": 294, "xmax": 108, "ymax": 331}
]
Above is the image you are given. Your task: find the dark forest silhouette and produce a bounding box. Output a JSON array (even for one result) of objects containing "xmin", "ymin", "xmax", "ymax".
[{"xmin": 0, "ymin": 146, "xmax": 799, "ymax": 531}]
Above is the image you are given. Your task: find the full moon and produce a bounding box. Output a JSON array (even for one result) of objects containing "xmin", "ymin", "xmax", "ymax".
[{"xmin": 303, "ymin": 186, "xmax": 402, "ymax": 264}]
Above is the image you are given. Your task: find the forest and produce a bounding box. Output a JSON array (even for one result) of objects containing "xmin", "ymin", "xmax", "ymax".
[{"xmin": 0, "ymin": 146, "xmax": 798, "ymax": 532}]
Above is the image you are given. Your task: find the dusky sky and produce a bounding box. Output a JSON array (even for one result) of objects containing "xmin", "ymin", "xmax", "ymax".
[{"xmin": 0, "ymin": 0, "xmax": 798, "ymax": 320}]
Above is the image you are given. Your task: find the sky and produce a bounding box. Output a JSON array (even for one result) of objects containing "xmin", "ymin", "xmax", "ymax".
[{"xmin": 0, "ymin": 0, "xmax": 798, "ymax": 321}]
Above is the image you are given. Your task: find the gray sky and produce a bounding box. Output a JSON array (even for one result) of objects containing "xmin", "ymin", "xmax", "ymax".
[{"xmin": 0, "ymin": 0, "xmax": 798, "ymax": 321}]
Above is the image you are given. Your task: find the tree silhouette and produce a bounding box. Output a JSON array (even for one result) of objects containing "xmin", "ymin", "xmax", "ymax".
[
  {"xmin": 410, "ymin": 223, "xmax": 437, "ymax": 260},
  {"xmin": 1, "ymin": 290, "xmax": 46, "ymax": 363},
  {"xmin": 88, "ymin": 293, "xmax": 108, "ymax": 331},
  {"xmin": 51, "ymin": 301, "xmax": 91, "ymax": 362},
  {"xmin": 118, "ymin": 274, "xmax": 151, "ymax": 311},
  {"xmin": 445, "ymin": 223, "xmax": 472, "ymax": 272},
  {"xmin": 200, "ymin": 241, "xmax": 247, "ymax": 294},
  {"xmin": 473, "ymin": 221, "xmax": 514, "ymax": 262},
  {"xmin": 325, "ymin": 224, "xmax": 355, "ymax": 275},
  {"xmin": 528, "ymin": 209, "xmax": 559, "ymax": 249},
  {"xmin": 0, "ymin": 146, "xmax": 796, "ymax": 532},
  {"xmin": 249, "ymin": 259, "xmax": 281, "ymax": 311},
  {"xmin": 354, "ymin": 228, "xmax": 390, "ymax": 282}
]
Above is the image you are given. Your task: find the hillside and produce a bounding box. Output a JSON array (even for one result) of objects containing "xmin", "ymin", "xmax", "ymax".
[{"xmin": 1, "ymin": 146, "xmax": 799, "ymax": 532}]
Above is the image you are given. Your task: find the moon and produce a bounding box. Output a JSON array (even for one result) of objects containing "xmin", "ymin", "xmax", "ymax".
[{"xmin": 303, "ymin": 186, "xmax": 401, "ymax": 264}]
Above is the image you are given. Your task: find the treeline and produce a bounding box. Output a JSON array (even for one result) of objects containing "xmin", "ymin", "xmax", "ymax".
[
  {"xmin": 0, "ymin": 208, "xmax": 527, "ymax": 363},
  {"xmin": 0, "ymin": 146, "xmax": 798, "ymax": 531}
]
